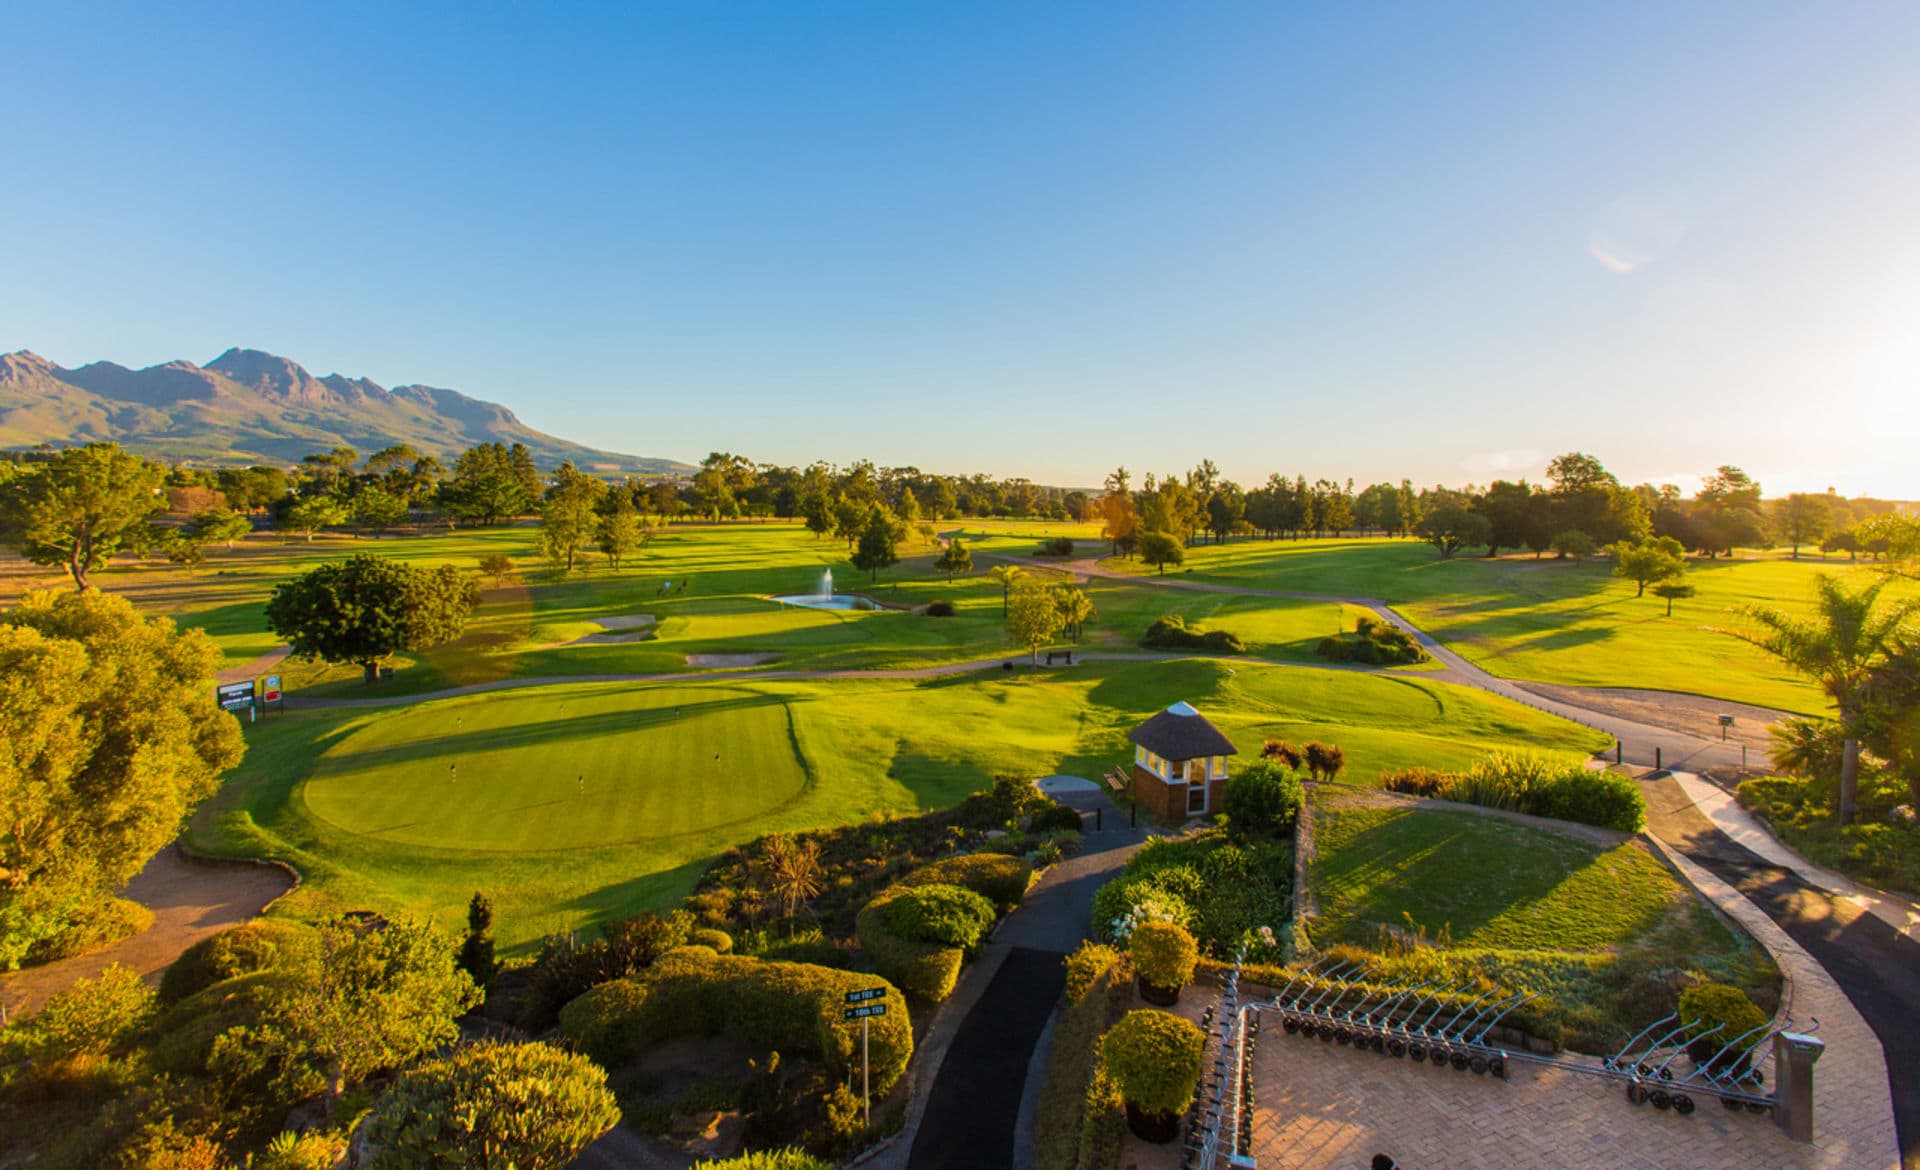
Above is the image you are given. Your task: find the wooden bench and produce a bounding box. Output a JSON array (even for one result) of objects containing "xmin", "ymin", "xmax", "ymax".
[{"xmin": 1044, "ymin": 649, "xmax": 1075, "ymax": 665}]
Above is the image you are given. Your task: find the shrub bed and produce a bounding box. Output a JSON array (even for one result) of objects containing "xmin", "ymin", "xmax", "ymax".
[
  {"xmin": 1140, "ymin": 614, "xmax": 1244, "ymax": 654},
  {"xmin": 1091, "ymin": 833, "xmax": 1291, "ymax": 959},
  {"xmin": 883, "ymin": 883, "xmax": 996, "ymax": 951},
  {"xmin": 559, "ymin": 948, "xmax": 912, "ymax": 1092},
  {"xmin": 896, "ymin": 853, "xmax": 1034, "ymax": 910},
  {"xmin": 158, "ymin": 921, "xmax": 314, "ymax": 1007},
  {"xmin": 1315, "ymin": 616, "xmax": 1428, "ymax": 666},
  {"xmin": 1380, "ymin": 752, "xmax": 1644, "ymax": 832},
  {"xmin": 856, "ymin": 887, "xmax": 967, "ymax": 1001},
  {"xmin": 1738, "ymin": 773, "xmax": 1920, "ymax": 895},
  {"xmin": 23, "ymin": 898, "xmax": 155, "ymax": 967},
  {"xmin": 1035, "ymin": 944, "xmax": 1133, "ymax": 1170}
]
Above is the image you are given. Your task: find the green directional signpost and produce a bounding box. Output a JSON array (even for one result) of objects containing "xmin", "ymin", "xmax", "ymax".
[{"xmin": 844, "ymin": 987, "xmax": 888, "ymax": 1126}]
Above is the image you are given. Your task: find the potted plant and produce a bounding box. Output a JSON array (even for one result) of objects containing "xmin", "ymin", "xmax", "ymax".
[
  {"xmin": 1128, "ymin": 920, "xmax": 1198, "ymax": 1006},
  {"xmin": 1100, "ymin": 1009, "xmax": 1205, "ymax": 1142},
  {"xmin": 1678, "ymin": 982, "xmax": 1769, "ymax": 1074}
]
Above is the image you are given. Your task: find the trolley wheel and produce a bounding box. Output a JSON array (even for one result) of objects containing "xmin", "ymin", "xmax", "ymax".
[
  {"xmin": 1388, "ymin": 1040, "xmax": 1406, "ymax": 1058},
  {"xmin": 1487, "ymin": 1056, "xmax": 1505, "ymax": 1078},
  {"xmin": 1674, "ymin": 1095, "xmax": 1695, "ymax": 1116},
  {"xmin": 1649, "ymin": 1089, "xmax": 1671, "ymax": 1111},
  {"xmin": 1282, "ymin": 1018, "xmax": 1299, "ymax": 1035},
  {"xmin": 1450, "ymin": 1052, "xmax": 1469, "ymax": 1071},
  {"xmin": 1408, "ymin": 1044, "xmax": 1426, "ymax": 1062},
  {"xmin": 1335, "ymin": 1029, "xmax": 1352, "ymax": 1046},
  {"xmin": 1470, "ymin": 1055, "xmax": 1489, "ymax": 1075},
  {"xmin": 1369, "ymin": 1036, "xmax": 1385, "ymax": 1053},
  {"xmin": 1433, "ymin": 1054, "xmax": 1452, "ymax": 1074}
]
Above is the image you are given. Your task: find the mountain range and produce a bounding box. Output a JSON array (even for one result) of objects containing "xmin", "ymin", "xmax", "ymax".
[{"xmin": 0, "ymin": 347, "xmax": 690, "ymax": 474}]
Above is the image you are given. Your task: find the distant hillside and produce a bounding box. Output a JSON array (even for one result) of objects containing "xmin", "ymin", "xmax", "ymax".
[{"xmin": 0, "ymin": 346, "xmax": 691, "ymax": 474}]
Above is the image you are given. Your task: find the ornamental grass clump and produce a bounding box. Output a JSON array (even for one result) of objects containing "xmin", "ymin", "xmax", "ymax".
[
  {"xmin": 1099, "ymin": 1009, "xmax": 1205, "ymax": 1142},
  {"xmin": 1127, "ymin": 921, "xmax": 1198, "ymax": 1005},
  {"xmin": 1679, "ymin": 982, "xmax": 1770, "ymax": 1071}
]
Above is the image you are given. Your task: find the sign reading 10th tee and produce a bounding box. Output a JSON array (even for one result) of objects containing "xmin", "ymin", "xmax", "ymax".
[{"xmin": 843, "ymin": 987, "xmax": 887, "ymax": 1128}]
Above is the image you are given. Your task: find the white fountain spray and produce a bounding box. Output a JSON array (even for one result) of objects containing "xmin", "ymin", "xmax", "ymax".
[{"xmin": 820, "ymin": 568, "xmax": 833, "ymax": 602}]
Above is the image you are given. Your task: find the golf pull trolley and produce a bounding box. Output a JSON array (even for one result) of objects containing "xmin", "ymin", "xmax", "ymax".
[
  {"xmin": 1184, "ymin": 948, "xmax": 1257, "ymax": 1170},
  {"xmin": 1597, "ymin": 1011, "xmax": 1818, "ymax": 1117},
  {"xmin": 1256, "ymin": 960, "xmax": 1813, "ymax": 1126},
  {"xmin": 1262, "ymin": 959, "xmax": 1527, "ymax": 1080}
]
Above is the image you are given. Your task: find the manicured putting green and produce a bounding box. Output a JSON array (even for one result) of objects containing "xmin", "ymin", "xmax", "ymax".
[{"xmin": 302, "ymin": 684, "xmax": 808, "ymax": 851}]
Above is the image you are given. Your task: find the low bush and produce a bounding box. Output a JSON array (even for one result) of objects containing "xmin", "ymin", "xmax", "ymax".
[
  {"xmin": 254, "ymin": 1130, "xmax": 351, "ymax": 1170},
  {"xmin": 1384, "ymin": 753, "xmax": 1646, "ymax": 832},
  {"xmin": 924, "ymin": 600, "xmax": 956, "ymax": 617},
  {"xmin": 1222, "ymin": 760, "xmax": 1304, "ymax": 840},
  {"xmin": 158, "ymin": 920, "xmax": 314, "ymax": 1007},
  {"xmin": 883, "ymin": 883, "xmax": 996, "ymax": 951},
  {"xmin": 1092, "ymin": 834, "xmax": 1291, "ymax": 956},
  {"xmin": 690, "ymin": 927, "xmax": 735, "ymax": 954},
  {"xmin": 898, "ymin": 852, "xmax": 1033, "ymax": 911},
  {"xmin": 23, "ymin": 897, "xmax": 154, "ymax": 966},
  {"xmin": 1, "ymin": 964, "xmax": 154, "ymax": 1063},
  {"xmin": 693, "ymin": 1150, "xmax": 834, "ymax": 1170},
  {"xmin": 1036, "ymin": 944, "xmax": 1133, "ymax": 1170},
  {"xmin": 366, "ymin": 1040, "xmax": 620, "ymax": 1170},
  {"xmin": 856, "ymin": 888, "xmax": 966, "ymax": 1001},
  {"xmin": 1038, "ymin": 537, "xmax": 1076, "ymax": 556},
  {"xmin": 512, "ymin": 909, "xmax": 694, "ymax": 1028},
  {"xmin": 1100, "ymin": 1010, "xmax": 1204, "ymax": 1116},
  {"xmin": 559, "ymin": 949, "xmax": 913, "ymax": 1092},
  {"xmin": 1679, "ymin": 982, "xmax": 1769, "ymax": 1069},
  {"xmin": 1028, "ymin": 800, "xmax": 1086, "ymax": 834},
  {"xmin": 1140, "ymin": 614, "xmax": 1244, "ymax": 654},
  {"xmin": 1316, "ymin": 616, "xmax": 1428, "ymax": 666},
  {"xmin": 1128, "ymin": 922, "xmax": 1198, "ymax": 991},
  {"xmin": 1379, "ymin": 767, "xmax": 1448, "ymax": 797}
]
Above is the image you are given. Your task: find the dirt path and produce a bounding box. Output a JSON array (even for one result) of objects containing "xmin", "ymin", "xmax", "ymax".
[
  {"xmin": 0, "ymin": 847, "xmax": 295, "ymax": 1020},
  {"xmin": 1516, "ymin": 682, "xmax": 1790, "ymax": 754}
]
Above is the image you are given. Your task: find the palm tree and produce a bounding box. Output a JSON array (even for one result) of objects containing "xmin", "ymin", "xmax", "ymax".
[
  {"xmin": 988, "ymin": 564, "xmax": 1026, "ymax": 617},
  {"xmin": 1726, "ymin": 575, "xmax": 1917, "ymax": 824},
  {"xmin": 1052, "ymin": 584, "xmax": 1095, "ymax": 643}
]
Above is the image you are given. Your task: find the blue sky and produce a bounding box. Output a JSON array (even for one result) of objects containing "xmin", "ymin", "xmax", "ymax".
[{"xmin": 6, "ymin": 2, "xmax": 1917, "ymax": 495}]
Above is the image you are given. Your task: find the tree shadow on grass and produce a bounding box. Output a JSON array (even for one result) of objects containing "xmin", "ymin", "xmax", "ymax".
[
  {"xmin": 555, "ymin": 857, "xmax": 718, "ymax": 936},
  {"xmin": 317, "ymin": 689, "xmax": 791, "ymax": 773}
]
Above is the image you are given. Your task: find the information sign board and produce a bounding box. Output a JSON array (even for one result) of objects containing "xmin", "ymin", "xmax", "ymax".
[{"xmin": 215, "ymin": 681, "xmax": 256, "ymax": 712}]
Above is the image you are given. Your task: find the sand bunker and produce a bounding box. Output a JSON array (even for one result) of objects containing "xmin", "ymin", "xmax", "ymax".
[
  {"xmin": 686, "ymin": 652, "xmax": 781, "ymax": 667},
  {"xmin": 596, "ymin": 615, "xmax": 658, "ymax": 630}
]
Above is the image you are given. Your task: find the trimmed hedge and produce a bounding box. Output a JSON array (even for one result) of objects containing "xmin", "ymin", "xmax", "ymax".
[
  {"xmin": 559, "ymin": 949, "xmax": 912, "ymax": 1093},
  {"xmin": 884, "ymin": 883, "xmax": 996, "ymax": 951},
  {"xmin": 1128, "ymin": 922, "xmax": 1198, "ymax": 991},
  {"xmin": 158, "ymin": 920, "xmax": 314, "ymax": 1007},
  {"xmin": 1101, "ymin": 1010, "xmax": 1205, "ymax": 1116},
  {"xmin": 689, "ymin": 928, "xmax": 734, "ymax": 954},
  {"xmin": 856, "ymin": 887, "xmax": 966, "ymax": 1001},
  {"xmin": 897, "ymin": 852, "xmax": 1033, "ymax": 912},
  {"xmin": 1036, "ymin": 944, "xmax": 1133, "ymax": 1170}
]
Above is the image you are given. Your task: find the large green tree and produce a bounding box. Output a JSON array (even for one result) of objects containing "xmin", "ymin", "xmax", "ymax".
[
  {"xmin": 1415, "ymin": 504, "xmax": 1491, "ymax": 559},
  {"xmin": 935, "ymin": 537, "xmax": 973, "ymax": 582},
  {"xmin": 1612, "ymin": 536, "xmax": 1687, "ymax": 597},
  {"xmin": 0, "ymin": 443, "xmax": 167, "ymax": 589},
  {"xmin": 0, "ymin": 590, "xmax": 243, "ymax": 968},
  {"xmin": 851, "ymin": 507, "xmax": 901, "ymax": 581},
  {"xmin": 216, "ymin": 916, "xmax": 480, "ymax": 1110},
  {"xmin": 539, "ymin": 462, "xmax": 608, "ymax": 573},
  {"xmin": 1727, "ymin": 575, "xmax": 1918, "ymax": 824},
  {"xmin": 365, "ymin": 1040, "xmax": 618, "ymax": 1169},
  {"xmin": 1006, "ymin": 582, "xmax": 1066, "ymax": 665},
  {"xmin": 266, "ymin": 555, "xmax": 481, "ymax": 684},
  {"xmin": 1137, "ymin": 531, "xmax": 1185, "ymax": 573}
]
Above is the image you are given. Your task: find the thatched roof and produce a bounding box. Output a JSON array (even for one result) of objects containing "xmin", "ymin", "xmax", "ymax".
[{"xmin": 1129, "ymin": 701, "xmax": 1237, "ymax": 761}]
